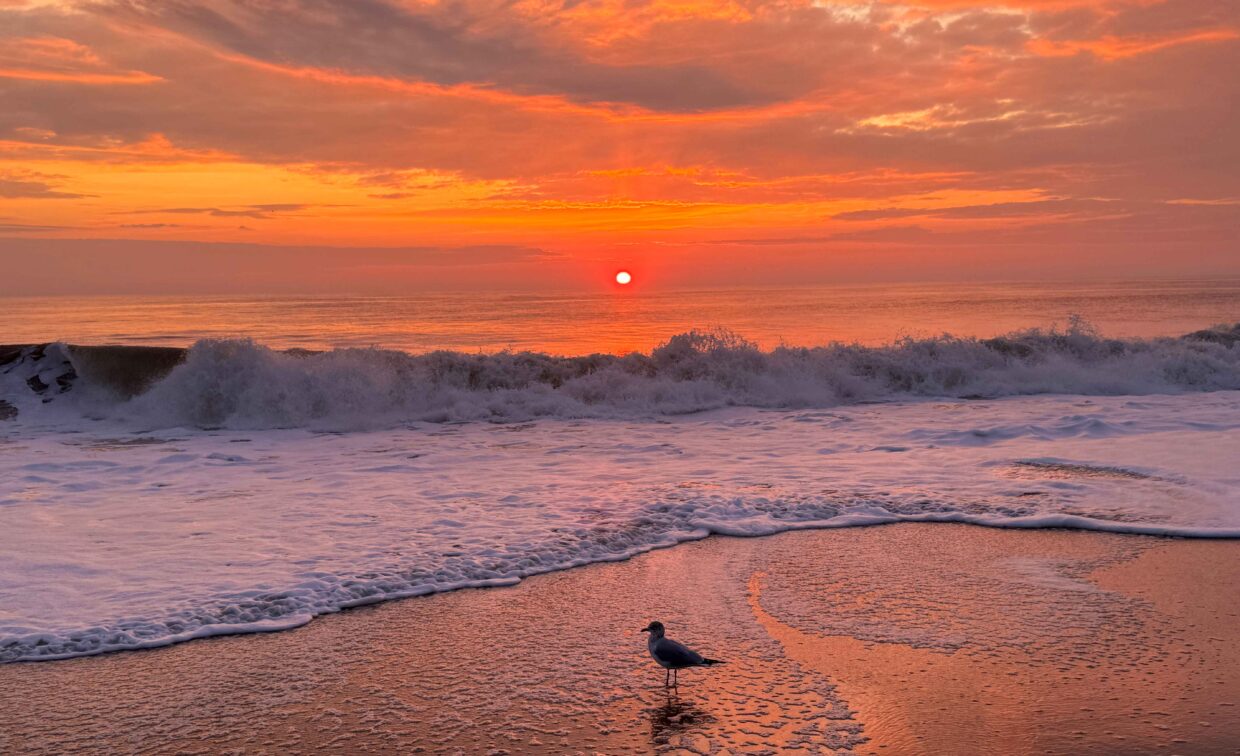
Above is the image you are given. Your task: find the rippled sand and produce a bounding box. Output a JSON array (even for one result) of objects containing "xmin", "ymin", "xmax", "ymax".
[{"xmin": 1, "ymin": 524, "xmax": 1237, "ymax": 754}]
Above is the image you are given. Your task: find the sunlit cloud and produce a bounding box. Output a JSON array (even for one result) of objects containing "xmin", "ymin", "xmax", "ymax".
[
  {"xmin": 0, "ymin": 35, "xmax": 162, "ymax": 83},
  {"xmin": 0, "ymin": 169, "xmax": 89, "ymax": 198},
  {"xmin": 1028, "ymin": 28, "xmax": 1239, "ymax": 59},
  {"xmin": 0, "ymin": 0, "xmax": 1237, "ymax": 290}
]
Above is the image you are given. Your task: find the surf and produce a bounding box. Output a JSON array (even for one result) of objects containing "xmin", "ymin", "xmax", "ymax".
[{"xmin": 3, "ymin": 320, "xmax": 1238, "ymax": 430}]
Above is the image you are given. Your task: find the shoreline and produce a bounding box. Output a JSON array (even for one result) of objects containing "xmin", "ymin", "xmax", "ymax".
[
  {"xmin": 2, "ymin": 523, "xmax": 1237, "ymax": 753},
  {"xmin": 4, "ymin": 517, "xmax": 1239, "ymax": 666},
  {"xmin": 4, "ymin": 388, "xmax": 1240, "ymax": 664}
]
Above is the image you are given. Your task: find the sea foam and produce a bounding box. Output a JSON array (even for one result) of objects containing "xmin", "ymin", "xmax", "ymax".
[
  {"xmin": 1, "ymin": 324, "xmax": 1237, "ymax": 662},
  {"xmin": 7, "ymin": 321, "xmax": 1235, "ymax": 430}
]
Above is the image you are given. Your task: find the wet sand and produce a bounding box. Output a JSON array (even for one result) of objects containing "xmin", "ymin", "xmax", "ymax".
[{"xmin": 0, "ymin": 524, "xmax": 1237, "ymax": 754}]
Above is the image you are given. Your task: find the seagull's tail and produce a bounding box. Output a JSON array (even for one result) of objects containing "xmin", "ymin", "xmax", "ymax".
[{"xmin": 701, "ymin": 658, "xmax": 725, "ymax": 666}]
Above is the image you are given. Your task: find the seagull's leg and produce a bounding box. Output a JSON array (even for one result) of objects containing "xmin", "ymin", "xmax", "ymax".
[
  {"xmin": 672, "ymin": 669, "xmax": 678, "ymax": 688},
  {"xmin": 664, "ymin": 668, "xmax": 670, "ymax": 688}
]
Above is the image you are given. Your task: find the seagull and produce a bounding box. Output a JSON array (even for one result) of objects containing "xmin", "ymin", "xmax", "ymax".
[{"xmin": 641, "ymin": 620, "xmax": 725, "ymax": 687}]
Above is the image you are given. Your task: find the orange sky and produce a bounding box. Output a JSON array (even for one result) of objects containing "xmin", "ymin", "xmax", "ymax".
[{"xmin": 0, "ymin": 0, "xmax": 1237, "ymax": 293}]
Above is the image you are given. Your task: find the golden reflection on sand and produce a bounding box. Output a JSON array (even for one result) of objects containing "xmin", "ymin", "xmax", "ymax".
[
  {"xmin": 1, "ymin": 526, "xmax": 1237, "ymax": 754},
  {"xmin": 747, "ymin": 534, "xmax": 1240, "ymax": 755},
  {"xmin": 749, "ymin": 570, "xmax": 1032, "ymax": 753}
]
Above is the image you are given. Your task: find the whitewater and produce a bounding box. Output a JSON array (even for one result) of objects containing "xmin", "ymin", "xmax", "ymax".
[{"xmin": 2, "ymin": 323, "xmax": 1239, "ymax": 662}]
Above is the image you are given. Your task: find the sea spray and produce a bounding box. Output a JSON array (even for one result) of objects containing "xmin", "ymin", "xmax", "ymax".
[
  {"xmin": 84, "ymin": 321, "xmax": 1240, "ymax": 429},
  {"xmin": 4, "ymin": 321, "xmax": 1240, "ymax": 432}
]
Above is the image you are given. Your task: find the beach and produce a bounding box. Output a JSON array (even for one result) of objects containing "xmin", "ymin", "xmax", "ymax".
[
  {"xmin": 3, "ymin": 323, "xmax": 1238, "ymax": 752},
  {"xmin": 2, "ymin": 523, "xmax": 1236, "ymax": 754},
  {"xmin": 4, "ymin": 0, "xmax": 1238, "ymax": 746}
]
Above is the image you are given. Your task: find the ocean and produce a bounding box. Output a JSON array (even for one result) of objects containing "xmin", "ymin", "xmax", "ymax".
[
  {"xmin": 6, "ymin": 279, "xmax": 1240, "ymax": 354},
  {"xmin": 1, "ymin": 279, "xmax": 1238, "ymax": 662}
]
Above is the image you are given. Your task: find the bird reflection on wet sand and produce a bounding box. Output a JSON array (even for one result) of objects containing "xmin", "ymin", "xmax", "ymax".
[{"xmin": 649, "ymin": 692, "xmax": 714, "ymax": 747}]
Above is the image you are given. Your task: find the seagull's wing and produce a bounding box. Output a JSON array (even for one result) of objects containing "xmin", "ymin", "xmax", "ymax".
[{"xmin": 653, "ymin": 637, "xmax": 706, "ymax": 668}]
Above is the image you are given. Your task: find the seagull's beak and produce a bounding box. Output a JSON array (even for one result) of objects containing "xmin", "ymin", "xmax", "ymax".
[{"xmin": 640, "ymin": 627, "xmax": 650, "ymax": 633}]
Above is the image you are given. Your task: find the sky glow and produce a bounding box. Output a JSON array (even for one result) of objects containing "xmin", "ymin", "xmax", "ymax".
[{"xmin": 0, "ymin": 0, "xmax": 1237, "ymax": 293}]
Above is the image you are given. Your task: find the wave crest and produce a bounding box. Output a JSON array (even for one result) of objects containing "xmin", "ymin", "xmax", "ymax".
[{"xmin": 108, "ymin": 321, "xmax": 1240, "ymax": 429}]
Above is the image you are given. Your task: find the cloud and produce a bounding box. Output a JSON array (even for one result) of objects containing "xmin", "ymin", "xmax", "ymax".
[
  {"xmin": 119, "ymin": 203, "xmax": 320, "ymax": 219},
  {"xmin": 832, "ymin": 207, "xmax": 930, "ymax": 222},
  {"xmin": 100, "ymin": 0, "xmax": 774, "ymax": 112},
  {"xmin": 3, "ymin": 0, "xmax": 1236, "ymax": 186},
  {"xmin": 0, "ymin": 0, "xmax": 1237, "ymax": 289},
  {"xmin": 0, "ymin": 171, "xmax": 88, "ymax": 198},
  {"xmin": 832, "ymin": 198, "xmax": 1120, "ymax": 221},
  {"xmin": 0, "ymin": 221, "xmax": 74, "ymax": 232},
  {"xmin": 0, "ymin": 34, "xmax": 162, "ymax": 83},
  {"xmin": 0, "ymin": 237, "xmax": 562, "ymax": 294},
  {"xmin": 1029, "ymin": 28, "xmax": 1239, "ymax": 59}
]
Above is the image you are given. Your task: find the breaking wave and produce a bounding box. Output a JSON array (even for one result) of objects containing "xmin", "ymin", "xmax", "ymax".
[
  {"xmin": 4, "ymin": 320, "xmax": 1240, "ymax": 429},
  {"xmin": 3, "ymin": 321, "xmax": 1240, "ymax": 662}
]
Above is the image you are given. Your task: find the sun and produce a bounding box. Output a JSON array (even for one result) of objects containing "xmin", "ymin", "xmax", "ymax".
[{"xmin": 615, "ymin": 270, "xmax": 633, "ymax": 285}]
